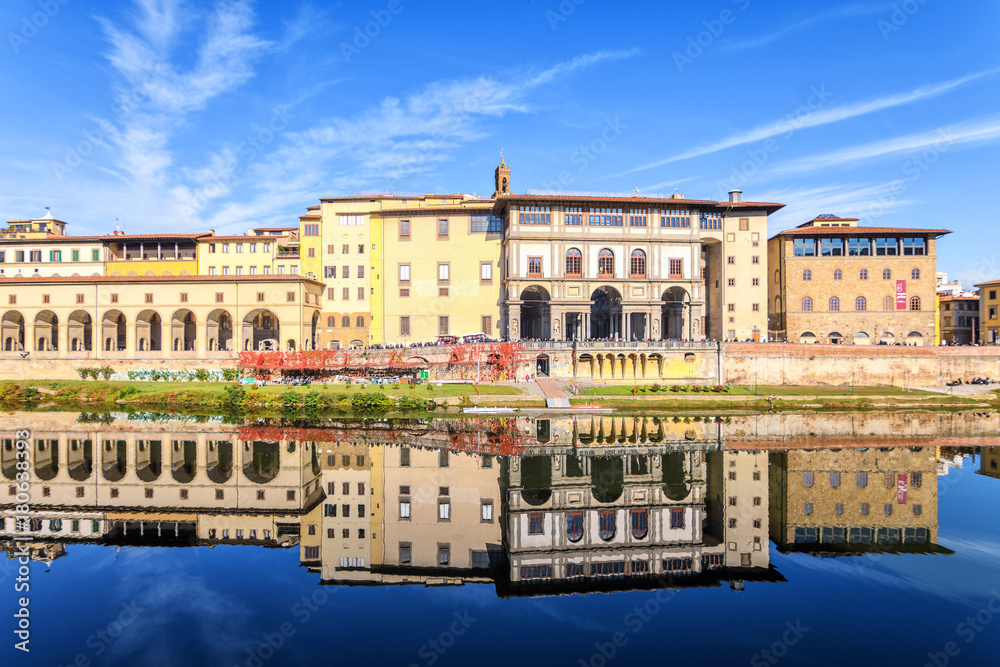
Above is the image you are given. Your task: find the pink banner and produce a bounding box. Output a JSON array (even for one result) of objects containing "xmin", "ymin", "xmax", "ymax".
[
  {"xmin": 897, "ymin": 473, "xmax": 908, "ymax": 504},
  {"xmin": 896, "ymin": 280, "xmax": 907, "ymax": 310}
]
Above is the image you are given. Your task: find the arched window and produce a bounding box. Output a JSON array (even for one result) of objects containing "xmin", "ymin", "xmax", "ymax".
[
  {"xmin": 598, "ymin": 510, "xmax": 616, "ymax": 541},
  {"xmin": 803, "ymin": 269, "xmax": 812, "ymax": 281},
  {"xmin": 566, "ymin": 512, "xmax": 583, "ymax": 542},
  {"xmin": 833, "ymin": 269, "xmax": 842, "ymax": 280},
  {"xmin": 356, "ymin": 316, "xmax": 365, "ymax": 327},
  {"xmin": 327, "ymin": 316, "xmax": 335, "ymax": 327},
  {"xmin": 883, "ymin": 296, "xmax": 895, "ymax": 311},
  {"xmin": 910, "ymin": 296, "xmax": 921, "ymax": 311},
  {"xmin": 855, "ymin": 296, "xmax": 867, "ymax": 311},
  {"xmin": 341, "ymin": 315, "xmax": 350, "ymax": 327},
  {"xmin": 803, "ymin": 472, "xmax": 814, "ymax": 488},
  {"xmin": 774, "ymin": 270, "xmax": 780, "ymax": 284},
  {"xmin": 883, "ymin": 269, "xmax": 891, "ymax": 280},
  {"xmin": 631, "ymin": 509, "xmax": 648, "ymax": 539},
  {"xmin": 911, "ymin": 268, "xmax": 920, "ymax": 280},
  {"xmin": 829, "ymin": 296, "xmax": 840, "ymax": 312},
  {"xmin": 860, "ymin": 269, "xmax": 868, "ymax": 280},
  {"xmin": 629, "ymin": 249, "xmax": 646, "ymax": 278},
  {"xmin": 775, "ymin": 296, "xmax": 782, "ymax": 311},
  {"xmin": 802, "ymin": 297, "xmax": 813, "ymax": 312},
  {"xmin": 565, "ymin": 248, "xmax": 582, "ymax": 277},
  {"xmin": 598, "ymin": 249, "xmax": 614, "ymax": 277}
]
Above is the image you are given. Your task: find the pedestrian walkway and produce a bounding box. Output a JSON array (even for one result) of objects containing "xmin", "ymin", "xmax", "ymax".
[{"xmin": 536, "ymin": 378, "xmax": 571, "ymax": 408}]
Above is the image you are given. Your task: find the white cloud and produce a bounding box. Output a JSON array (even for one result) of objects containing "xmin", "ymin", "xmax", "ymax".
[
  {"xmin": 721, "ymin": 4, "xmax": 886, "ymax": 52},
  {"xmin": 764, "ymin": 115, "xmax": 1000, "ymax": 177},
  {"xmin": 619, "ymin": 69, "xmax": 997, "ymax": 175}
]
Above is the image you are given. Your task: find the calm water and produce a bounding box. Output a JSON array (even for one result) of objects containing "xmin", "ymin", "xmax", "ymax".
[{"xmin": 3, "ymin": 412, "xmax": 1000, "ymax": 667}]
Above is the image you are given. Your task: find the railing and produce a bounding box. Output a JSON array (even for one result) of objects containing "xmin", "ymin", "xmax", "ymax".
[{"xmin": 518, "ymin": 340, "xmax": 720, "ymax": 351}]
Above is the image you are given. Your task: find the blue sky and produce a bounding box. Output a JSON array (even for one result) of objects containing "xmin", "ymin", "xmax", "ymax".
[{"xmin": 1, "ymin": 0, "xmax": 998, "ymax": 285}]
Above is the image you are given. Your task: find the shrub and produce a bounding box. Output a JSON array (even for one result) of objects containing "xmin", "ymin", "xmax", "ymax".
[
  {"xmin": 351, "ymin": 392, "xmax": 394, "ymax": 414},
  {"xmin": 651, "ymin": 384, "xmax": 661, "ymax": 392},
  {"xmin": 117, "ymin": 386, "xmax": 140, "ymax": 399},
  {"xmin": 671, "ymin": 385, "xmax": 680, "ymax": 392},
  {"xmin": 692, "ymin": 385, "xmax": 702, "ymax": 393},
  {"xmin": 99, "ymin": 366, "xmax": 115, "ymax": 381},
  {"xmin": 221, "ymin": 385, "xmax": 245, "ymax": 411},
  {"xmin": 78, "ymin": 368, "xmax": 91, "ymax": 380},
  {"xmin": 195, "ymin": 369, "xmax": 211, "ymax": 382},
  {"xmin": 221, "ymin": 368, "xmax": 239, "ymax": 382}
]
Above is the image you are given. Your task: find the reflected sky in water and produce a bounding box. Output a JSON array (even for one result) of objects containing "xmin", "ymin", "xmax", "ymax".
[{"xmin": 2, "ymin": 412, "xmax": 1000, "ymax": 666}]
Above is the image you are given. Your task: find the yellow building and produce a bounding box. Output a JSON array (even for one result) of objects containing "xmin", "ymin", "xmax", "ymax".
[
  {"xmin": 975, "ymin": 280, "xmax": 1000, "ymax": 344},
  {"xmin": 196, "ymin": 228, "xmax": 301, "ymax": 279}
]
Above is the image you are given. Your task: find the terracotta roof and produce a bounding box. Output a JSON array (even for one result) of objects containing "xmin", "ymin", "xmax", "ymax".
[
  {"xmin": 318, "ymin": 193, "xmax": 474, "ymax": 203},
  {"xmin": 199, "ymin": 235, "xmax": 287, "ymax": 241},
  {"xmin": 773, "ymin": 227, "xmax": 951, "ymax": 237},
  {"xmin": 974, "ymin": 279, "xmax": 1000, "ymax": 288},
  {"xmin": 0, "ymin": 236, "xmax": 106, "ymax": 244},
  {"xmin": 378, "ymin": 204, "xmax": 497, "ymax": 216},
  {"xmin": 938, "ymin": 295, "xmax": 979, "ymax": 301},
  {"xmin": 494, "ymin": 193, "xmax": 785, "ymax": 212},
  {"xmin": 252, "ymin": 227, "xmax": 297, "ymax": 231},
  {"xmin": 100, "ymin": 233, "xmax": 210, "ymax": 241},
  {"xmin": 0, "ymin": 274, "xmax": 323, "ymax": 286}
]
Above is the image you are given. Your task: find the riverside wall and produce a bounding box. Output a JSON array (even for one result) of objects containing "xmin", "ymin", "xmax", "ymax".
[{"xmin": 722, "ymin": 343, "xmax": 1000, "ymax": 387}]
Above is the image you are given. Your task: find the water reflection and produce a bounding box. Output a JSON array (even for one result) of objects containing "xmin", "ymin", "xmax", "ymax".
[{"xmin": 3, "ymin": 411, "xmax": 995, "ymax": 595}]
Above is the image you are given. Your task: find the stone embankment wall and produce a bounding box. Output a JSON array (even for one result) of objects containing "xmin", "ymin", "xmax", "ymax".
[
  {"xmin": 0, "ymin": 356, "xmax": 237, "ymax": 381},
  {"xmin": 723, "ymin": 343, "xmax": 1000, "ymax": 387}
]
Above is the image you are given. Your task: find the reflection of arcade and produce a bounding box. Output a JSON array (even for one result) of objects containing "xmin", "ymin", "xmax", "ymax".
[
  {"xmin": 0, "ymin": 426, "xmax": 324, "ymax": 552},
  {"xmin": 501, "ymin": 449, "xmax": 778, "ymax": 596}
]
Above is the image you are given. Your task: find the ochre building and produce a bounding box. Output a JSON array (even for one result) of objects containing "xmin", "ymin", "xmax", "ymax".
[{"xmin": 768, "ymin": 216, "xmax": 949, "ymax": 345}]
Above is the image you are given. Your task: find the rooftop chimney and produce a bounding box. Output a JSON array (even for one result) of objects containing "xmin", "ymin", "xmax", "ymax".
[{"xmin": 728, "ymin": 189, "xmax": 742, "ymax": 203}]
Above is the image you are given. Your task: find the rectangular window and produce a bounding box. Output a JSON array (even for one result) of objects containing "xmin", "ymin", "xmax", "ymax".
[
  {"xmin": 438, "ymin": 545, "xmax": 450, "ymax": 566},
  {"xmin": 876, "ymin": 237, "xmax": 899, "ymax": 255},
  {"xmin": 399, "ymin": 219, "xmax": 410, "ymax": 237},
  {"xmin": 437, "ymin": 219, "xmax": 449, "ymax": 237},
  {"xmin": 739, "ymin": 218, "xmax": 749, "ymax": 231},
  {"xmin": 287, "ymin": 292, "xmax": 295, "ymax": 302},
  {"xmin": 439, "ymin": 450, "xmax": 449, "ymax": 467},
  {"xmin": 438, "ymin": 263, "xmax": 450, "ymax": 283},
  {"xmin": 727, "ymin": 256, "xmax": 735, "ymax": 264},
  {"xmin": 848, "ymin": 238, "xmax": 872, "ymax": 255},
  {"xmin": 438, "ymin": 316, "xmax": 449, "ymax": 335},
  {"xmin": 793, "ymin": 238, "xmax": 817, "ymax": 256},
  {"xmin": 669, "ymin": 508, "xmax": 685, "ymax": 529},
  {"xmin": 438, "ymin": 500, "xmax": 451, "ymax": 521},
  {"xmin": 628, "ymin": 210, "xmax": 647, "ymax": 227},
  {"xmin": 358, "ymin": 265, "xmax": 365, "ymax": 278},
  {"xmin": 399, "ymin": 316, "xmax": 410, "ymax": 336},
  {"xmin": 519, "ymin": 206, "xmax": 552, "ymax": 225},
  {"xmin": 481, "ymin": 262, "xmax": 492, "ymax": 283},
  {"xmin": 565, "ymin": 207, "xmax": 584, "ymax": 225},
  {"xmin": 588, "ymin": 207, "xmax": 623, "ymax": 226},
  {"xmin": 481, "ymin": 315, "xmax": 492, "ymax": 335},
  {"xmin": 343, "ymin": 287, "xmax": 350, "ymax": 300},
  {"xmin": 527, "ymin": 256, "xmax": 542, "ymax": 277},
  {"xmin": 93, "ymin": 249, "xmax": 100, "ymax": 261},
  {"xmin": 902, "ymin": 237, "xmax": 926, "ymax": 255},
  {"xmin": 303, "ymin": 223, "xmax": 319, "ymax": 236},
  {"xmin": 481, "ymin": 500, "xmax": 494, "ymax": 522},
  {"xmin": 399, "ymin": 264, "xmax": 410, "ymax": 283},
  {"xmin": 400, "ymin": 543, "xmax": 412, "ymax": 564},
  {"xmin": 357, "ymin": 287, "xmax": 365, "ymax": 300},
  {"xmin": 339, "ymin": 214, "xmax": 364, "ymax": 226},
  {"xmin": 820, "ymin": 238, "xmax": 844, "ymax": 256},
  {"xmin": 669, "ymin": 258, "xmax": 683, "ymax": 278}
]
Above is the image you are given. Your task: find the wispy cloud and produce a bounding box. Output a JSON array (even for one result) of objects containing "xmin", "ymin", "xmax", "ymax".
[
  {"xmin": 721, "ymin": 4, "xmax": 886, "ymax": 52},
  {"xmin": 619, "ymin": 69, "xmax": 997, "ymax": 175},
  {"xmin": 764, "ymin": 115, "xmax": 1000, "ymax": 176},
  {"xmin": 759, "ymin": 182, "xmax": 916, "ymax": 233}
]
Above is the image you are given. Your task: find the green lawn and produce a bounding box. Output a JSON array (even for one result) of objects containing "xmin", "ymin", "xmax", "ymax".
[{"xmin": 26, "ymin": 379, "xmax": 521, "ymax": 399}]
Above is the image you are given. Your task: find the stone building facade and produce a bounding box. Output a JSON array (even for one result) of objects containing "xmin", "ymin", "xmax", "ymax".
[
  {"xmin": 976, "ymin": 280, "xmax": 1000, "ymax": 344},
  {"xmin": 939, "ymin": 294, "xmax": 979, "ymax": 345},
  {"xmin": 768, "ymin": 216, "xmax": 949, "ymax": 345}
]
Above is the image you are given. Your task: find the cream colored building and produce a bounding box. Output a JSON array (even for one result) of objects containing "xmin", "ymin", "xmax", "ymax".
[
  {"xmin": 196, "ymin": 227, "xmax": 301, "ymax": 279},
  {"xmin": 0, "ymin": 274, "xmax": 323, "ymax": 355},
  {"xmin": 495, "ymin": 169, "xmax": 781, "ymax": 342}
]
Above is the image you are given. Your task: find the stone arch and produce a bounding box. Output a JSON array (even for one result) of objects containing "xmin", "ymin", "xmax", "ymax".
[
  {"xmin": 519, "ymin": 285, "xmax": 551, "ymax": 340},
  {"xmin": 34, "ymin": 438, "xmax": 58, "ymax": 480},
  {"xmin": 576, "ymin": 353, "xmax": 595, "ymax": 378},
  {"xmin": 662, "ymin": 452, "xmax": 690, "ymax": 500},
  {"xmin": 2, "ymin": 311, "xmax": 25, "ymax": 351},
  {"xmin": 906, "ymin": 331, "xmax": 924, "ymax": 346},
  {"xmin": 243, "ymin": 440, "xmax": 280, "ymax": 483},
  {"xmin": 68, "ymin": 439, "xmax": 93, "ymax": 481},
  {"xmin": 662, "ymin": 286, "xmax": 690, "ymax": 340},
  {"xmin": 799, "ymin": 331, "xmax": 817, "ymax": 344},
  {"xmin": 309, "ymin": 312, "xmax": 320, "ymax": 350},
  {"xmin": 242, "ymin": 309, "xmax": 280, "ymax": 351},
  {"xmin": 102, "ymin": 310, "xmax": 126, "ymax": 352},
  {"xmin": 136, "ymin": 309, "xmax": 163, "ymax": 352},
  {"xmin": 68, "ymin": 310, "xmax": 93, "ymax": 352},
  {"xmin": 590, "ymin": 285, "xmax": 623, "ymax": 339},
  {"xmin": 170, "ymin": 309, "xmax": 197, "ymax": 351},
  {"xmin": 135, "ymin": 439, "xmax": 162, "ymax": 482},
  {"xmin": 519, "ymin": 456, "xmax": 552, "ymax": 506},
  {"xmin": 591, "ymin": 457, "xmax": 624, "ymax": 503},
  {"xmin": 207, "ymin": 440, "xmax": 234, "ymax": 484},
  {"xmin": 102, "ymin": 438, "xmax": 127, "ymax": 482},
  {"xmin": 171, "ymin": 439, "xmax": 197, "ymax": 483},
  {"xmin": 34, "ymin": 310, "xmax": 59, "ymax": 351},
  {"xmin": 207, "ymin": 309, "xmax": 233, "ymax": 351}
]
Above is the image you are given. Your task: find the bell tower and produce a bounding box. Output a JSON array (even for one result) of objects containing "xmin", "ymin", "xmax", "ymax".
[{"xmin": 493, "ymin": 150, "xmax": 510, "ymax": 198}]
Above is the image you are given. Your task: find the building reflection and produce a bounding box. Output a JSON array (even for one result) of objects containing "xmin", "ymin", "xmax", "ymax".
[
  {"xmin": 2, "ymin": 412, "xmax": 974, "ymax": 592},
  {"xmin": 978, "ymin": 447, "xmax": 1000, "ymax": 480}
]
